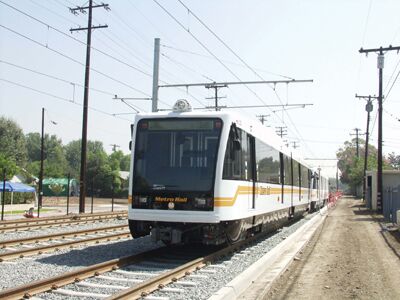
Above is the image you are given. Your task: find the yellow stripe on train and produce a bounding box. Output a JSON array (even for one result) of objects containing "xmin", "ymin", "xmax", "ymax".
[{"xmin": 214, "ymin": 186, "xmax": 307, "ymax": 207}]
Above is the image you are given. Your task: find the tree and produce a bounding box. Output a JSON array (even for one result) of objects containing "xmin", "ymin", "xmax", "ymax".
[
  {"xmin": 336, "ymin": 138, "xmax": 393, "ymax": 194},
  {"xmin": 336, "ymin": 138, "xmax": 378, "ymax": 193},
  {"xmin": 64, "ymin": 140, "xmax": 81, "ymax": 178},
  {"xmin": 26, "ymin": 133, "xmax": 68, "ymax": 178},
  {"xmin": 25, "ymin": 132, "xmax": 41, "ymax": 162},
  {"xmin": 109, "ymin": 150, "xmax": 131, "ymax": 171},
  {"xmin": 0, "ymin": 154, "xmax": 17, "ymax": 180},
  {"xmin": 0, "ymin": 116, "xmax": 27, "ymax": 167},
  {"xmin": 120, "ymin": 154, "xmax": 131, "ymax": 171},
  {"xmin": 388, "ymin": 152, "xmax": 400, "ymax": 170}
]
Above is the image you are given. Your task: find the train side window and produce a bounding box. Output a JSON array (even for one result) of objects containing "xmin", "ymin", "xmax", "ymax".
[
  {"xmin": 301, "ymin": 164, "xmax": 309, "ymax": 188},
  {"xmin": 293, "ymin": 160, "xmax": 300, "ymax": 187},
  {"xmin": 283, "ymin": 155, "xmax": 292, "ymax": 186},
  {"xmin": 255, "ymin": 139, "xmax": 280, "ymax": 184},
  {"xmin": 223, "ymin": 125, "xmax": 250, "ymax": 180}
]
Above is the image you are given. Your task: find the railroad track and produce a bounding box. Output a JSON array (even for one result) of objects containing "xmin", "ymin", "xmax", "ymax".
[
  {"xmin": 0, "ymin": 211, "xmax": 127, "ymax": 233},
  {"xmin": 0, "ymin": 224, "xmax": 130, "ymax": 261},
  {"xmin": 0, "ymin": 237, "xmax": 255, "ymax": 300}
]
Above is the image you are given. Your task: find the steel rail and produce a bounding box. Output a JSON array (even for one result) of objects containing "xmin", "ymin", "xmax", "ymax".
[
  {"xmin": 0, "ymin": 224, "xmax": 128, "ymax": 248},
  {"xmin": 0, "ymin": 231, "xmax": 131, "ymax": 261},
  {"xmin": 0, "ymin": 211, "xmax": 127, "ymax": 227},
  {"xmin": 0, "ymin": 247, "xmax": 169, "ymax": 300},
  {"xmin": 0, "ymin": 215, "xmax": 127, "ymax": 233},
  {"xmin": 0, "ymin": 233, "xmax": 259, "ymax": 299},
  {"xmin": 108, "ymin": 237, "xmax": 256, "ymax": 300}
]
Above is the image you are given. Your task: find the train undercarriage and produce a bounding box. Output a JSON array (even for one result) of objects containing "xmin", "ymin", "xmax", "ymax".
[{"xmin": 128, "ymin": 203, "xmax": 315, "ymax": 245}]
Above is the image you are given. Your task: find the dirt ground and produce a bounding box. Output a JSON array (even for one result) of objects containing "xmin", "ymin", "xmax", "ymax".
[{"xmin": 266, "ymin": 197, "xmax": 400, "ymax": 300}]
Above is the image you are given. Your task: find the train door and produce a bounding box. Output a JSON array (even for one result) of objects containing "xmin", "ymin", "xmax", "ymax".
[
  {"xmin": 308, "ymin": 169, "xmax": 312, "ymax": 204},
  {"xmin": 290, "ymin": 154, "xmax": 294, "ymax": 210},
  {"xmin": 280, "ymin": 153, "xmax": 284, "ymax": 204},
  {"xmin": 246, "ymin": 134, "xmax": 256, "ymax": 210}
]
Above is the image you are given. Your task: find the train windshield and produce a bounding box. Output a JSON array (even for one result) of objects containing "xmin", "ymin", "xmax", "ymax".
[{"xmin": 132, "ymin": 118, "xmax": 223, "ymax": 193}]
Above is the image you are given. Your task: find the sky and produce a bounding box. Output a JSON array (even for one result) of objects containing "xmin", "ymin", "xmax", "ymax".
[{"xmin": 1, "ymin": 0, "xmax": 400, "ymax": 178}]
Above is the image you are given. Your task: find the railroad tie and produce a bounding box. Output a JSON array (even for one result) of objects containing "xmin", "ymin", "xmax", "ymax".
[
  {"xmin": 97, "ymin": 275, "xmax": 143, "ymax": 283},
  {"xmin": 52, "ymin": 288, "xmax": 110, "ymax": 298}
]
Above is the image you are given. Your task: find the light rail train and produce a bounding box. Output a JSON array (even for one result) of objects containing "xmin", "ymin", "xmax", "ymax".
[{"xmin": 128, "ymin": 100, "xmax": 329, "ymax": 245}]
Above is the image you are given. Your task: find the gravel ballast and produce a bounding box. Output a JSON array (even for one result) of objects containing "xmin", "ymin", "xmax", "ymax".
[
  {"xmin": 0, "ymin": 218, "xmax": 128, "ymax": 242},
  {"xmin": 0, "ymin": 211, "xmax": 322, "ymax": 299}
]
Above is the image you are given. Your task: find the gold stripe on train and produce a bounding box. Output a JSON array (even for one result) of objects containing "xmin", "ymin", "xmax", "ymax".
[{"xmin": 214, "ymin": 185, "xmax": 309, "ymax": 207}]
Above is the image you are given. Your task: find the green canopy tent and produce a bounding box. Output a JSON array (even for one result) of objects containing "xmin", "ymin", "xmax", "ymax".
[{"xmin": 42, "ymin": 178, "xmax": 79, "ymax": 197}]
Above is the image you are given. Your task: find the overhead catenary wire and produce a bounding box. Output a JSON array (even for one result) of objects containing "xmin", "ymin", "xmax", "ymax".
[
  {"xmin": 0, "ymin": 24, "xmax": 150, "ymax": 98},
  {"xmin": 0, "ymin": 1, "xmax": 154, "ymax": 79},
  {"xmin": 167, "ymin": 0, "xmax": 315, "ymax": 156},
  {"xmin": 0, "ymin": 59, "xmax": 116, "ymax": 97},
  {"xmin": 0, "ymin": 78, "xmax": 132, "ymax": 122},
  {"xmin": 161, "ymin": 44, "xmax": 294, "ymax": 80}
]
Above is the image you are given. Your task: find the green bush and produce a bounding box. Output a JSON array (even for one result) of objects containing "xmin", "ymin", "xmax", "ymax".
[{"xmin": 0, "ymin": 192, "xmax": 35, "ymax": 204}]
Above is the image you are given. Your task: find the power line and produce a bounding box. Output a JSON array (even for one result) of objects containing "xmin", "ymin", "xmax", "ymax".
[
  {"xmin": 176, "ymin": 0, "xmax": 295, "ymax": 84},
  {"xmin": 0, "ymin": 23, "xmax": 150, "ymax": 97},
  {"xmin": 383, "ymin": 108, "xmax": 400, "ymax": 122},
  {"xmin": 29, "ymin": 0, "xmax": 80, "ymax": 26},
  {"xmin": 173, "ymin": 0, "xmax": 315, "ymax": 156},
  {"xmin": 0, "ymin": 78, "xmax": 130, "ymax": 121},
  {"xmin": 0, "ymin": 1, "xmax": 154, "ymax": 79},
  {"xmin": 0, "ymin": 59, "xmax": 115, "ymax": 97},
  {"xmin": 161, "ymin": 53, "xmax": 214, "ymax": 83},
  {"xmin": 161, "ymin": 44, "xmax": 294, "ymax": 80}
]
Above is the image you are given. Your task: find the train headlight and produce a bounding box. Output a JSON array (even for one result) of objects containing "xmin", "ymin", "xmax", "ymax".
[
  {"xmin": 139, "ymin": 196, "xmax": 148, "ymax": 203},
  {"xmin": 133, "ymin": 196, "xmax": 148, "ymax": 205},
  {"xmin": 194, "ymin": 197, "xmax": 207, "ymax": 206}
]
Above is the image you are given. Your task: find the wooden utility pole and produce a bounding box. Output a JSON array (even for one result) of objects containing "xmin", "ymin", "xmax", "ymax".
[
  {"xmin": 70, "ymin": 0, "xmax": 109, "ymax": 213},
  {"xmin": 355, "ymin": 94, "xmax": 378, "ymax": 200},
  {"xmin": 359, "ymin": 45, "xmax": 400, "ymax": 212},
  {"xmin": 275, "ymin": 126, "xmax": 287, "ymax": 138},
  {"xmin": 350, "ymin": 128, "xmax": 362, "ymax": 158},
  {"xmin": 38, "ymin": 107, "xmax": 44, "ymax": 217},
  {"xmin": 257, "ymin": 114, "xmax": 270, "ymax": 125}
]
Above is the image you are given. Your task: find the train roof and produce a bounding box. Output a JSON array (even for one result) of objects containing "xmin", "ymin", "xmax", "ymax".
[{"xmin": 134, "ymin": 104, "xmax": 316, "ymax": 172}]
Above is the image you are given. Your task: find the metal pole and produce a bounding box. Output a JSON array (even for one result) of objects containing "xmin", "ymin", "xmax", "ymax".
[
  {"xmin": 1, "ymin": 169, "xmax": 6, "ymax": 221},
  {"xmin": 214, "ymin": 87, "xmax": 218, "ymax": 111},
  {"xmin": 38, "ymin": 107, "xmax": 45, "ymax": 218},
  {"xmin": 111, "ymin": 175, "xmax": 114, "ymax": 212},
  {"xmin": 91, "ymin": 177, "xmax": 94, "ymax": 214},
  {"xmin": 336, "ymin": 165, "xmax": 339, "ymax": 192},
  {"xmin": 66, "ymin": 173, "xmax": 70, "ymax": 215},
  {"xmin": 79, "ymin": 0, "xmax": 93, "ymax": 214},
  {"xmin": 152, "ymin": 38, "xmax": 160, "ymax": 112},
  {"xmin": 363, "ymin": 98, "xmax": 372, "ymax": 201},
  {"xmin": 356, "ymin": 129, "xmax": 359, "ymax": 158},
  {"xmin": 377, "ymin": 52, "xmax": 384, "ymax": 212}
]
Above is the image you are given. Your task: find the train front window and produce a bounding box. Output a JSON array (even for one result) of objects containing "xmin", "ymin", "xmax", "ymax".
[{"xmin": 133, "ymin": 118, "xmax": 222, "ymax": 193}]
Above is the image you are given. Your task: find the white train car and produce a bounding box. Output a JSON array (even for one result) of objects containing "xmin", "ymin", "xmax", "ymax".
[{"xmin": 128, "ymin": 100, "xmax": 329, "ymax": 245}]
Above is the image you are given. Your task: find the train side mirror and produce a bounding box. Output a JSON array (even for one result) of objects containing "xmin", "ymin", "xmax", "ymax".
[
  {"xmin": 230, "ymin": 139, "xmax": 241, "ymax": 158},
  {"xmin": 233, "ymin": 139, "xmax": 241, "ymax": 151},
  {"xmin": 129, "ymin": 124, "xmax": 134, "ymax": 151}
]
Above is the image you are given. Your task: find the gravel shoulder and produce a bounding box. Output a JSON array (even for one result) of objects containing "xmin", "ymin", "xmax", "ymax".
[{"xmin": 265, "ymin": 196, "xmax": 400, "ymax": 300}]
